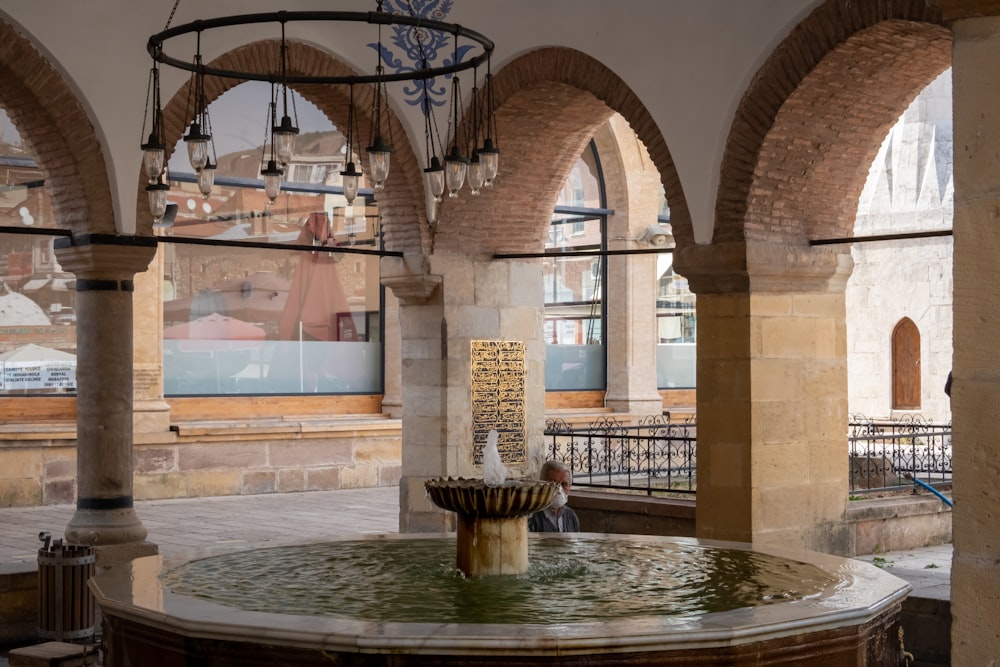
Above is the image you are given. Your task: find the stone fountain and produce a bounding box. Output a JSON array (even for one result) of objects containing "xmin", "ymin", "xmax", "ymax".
[
  {"xmin": 424, "ymin": 430, "xmax": 557, "ymax": 576},
  {"xmin": 88, "ymin": 441, "xmax": 911, "ymax": 665}
]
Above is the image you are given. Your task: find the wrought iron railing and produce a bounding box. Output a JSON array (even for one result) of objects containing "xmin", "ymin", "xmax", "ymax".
[
  {"xmin": 848, "ymin": 413, "xmax": 952, "ymax": 493},
  {"xmin": 543, "ymin": 412, "xmax": 952, "ymax": 498},
  {"xmin": 542, "ymin": 415, "xmax": 696, "ymax": 495}
]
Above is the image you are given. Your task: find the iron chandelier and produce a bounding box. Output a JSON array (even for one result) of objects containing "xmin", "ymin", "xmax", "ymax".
[{"xmin": 141, "ymin": 4, "xmax": 499, "ymax": 226}]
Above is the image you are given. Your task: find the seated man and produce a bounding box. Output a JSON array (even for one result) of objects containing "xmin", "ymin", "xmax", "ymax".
[{"xmin": 528, "ymin": 460, "xmax": 580, "ymax": 532}]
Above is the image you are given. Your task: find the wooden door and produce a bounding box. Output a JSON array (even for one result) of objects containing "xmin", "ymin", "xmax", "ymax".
[{"xmin": 892, "ymin": 318, "xmax": 921, "ymax": 410}]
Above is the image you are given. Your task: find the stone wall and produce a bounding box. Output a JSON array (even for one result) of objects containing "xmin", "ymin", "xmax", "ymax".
[{"xmin": 0, "ymin": 418, "xmax": 401, "ymax": 507}]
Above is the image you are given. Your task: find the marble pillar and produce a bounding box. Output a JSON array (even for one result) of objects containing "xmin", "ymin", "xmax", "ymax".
[{"xmin": 54, "ymin": 235, "xmax": 157, "ymax": 553}]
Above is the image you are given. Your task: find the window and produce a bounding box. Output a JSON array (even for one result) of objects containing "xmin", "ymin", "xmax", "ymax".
[
  {"xmin": 160, "ymin": 84, "xmax": 383, "ymax": 396},
  {"xmin": 544, "ymin": 142, "xmax": 606, "ymax": 391}
]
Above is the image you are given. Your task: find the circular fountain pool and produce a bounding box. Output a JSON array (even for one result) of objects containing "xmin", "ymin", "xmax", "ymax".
[{"xmin": 91, "ymin": 533, "xmax": 910, "ymax": 666}]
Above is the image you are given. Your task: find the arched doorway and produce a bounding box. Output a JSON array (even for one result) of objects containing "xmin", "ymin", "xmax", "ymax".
[{"xmin": 892, "ymin": 317, "xmax": 921, "ymax": 410}]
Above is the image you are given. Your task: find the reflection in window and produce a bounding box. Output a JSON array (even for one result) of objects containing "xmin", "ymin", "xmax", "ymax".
[
  {"xmin": 545, "ymin": 143, "xmax": 606, "ymax": 391},
  {"xmin": 160, "ymin": 84, "xmax": 383, "ymax": 396},
  {"xmin": 0, "ymin": 110, "xmax": 77, "ymax": 395}
]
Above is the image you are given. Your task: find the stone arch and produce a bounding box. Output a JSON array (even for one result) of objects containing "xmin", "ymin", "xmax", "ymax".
[
  {"xmin": 0, "ymin": 18, "xmax": 115, "ymax": 234},
  {"xmin": 716, "ymin": 0, "xmax": 950, "ymax": 245},
  {"xmin": 431, "ymin": 47, "xmax": 687, "ymax": 257},
  {"xmin": 149, "ymin": 40, "xmax": 427, "ymax": 254}
]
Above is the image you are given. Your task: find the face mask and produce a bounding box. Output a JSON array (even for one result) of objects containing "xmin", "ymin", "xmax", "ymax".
[{"xmin": 549, "ymin": 488, "xmax": 567, "ymax": 509}]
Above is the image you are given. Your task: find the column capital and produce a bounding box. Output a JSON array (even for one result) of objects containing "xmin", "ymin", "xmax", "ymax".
[
  {"xmin": 673, "ymin": 240, "xmax": 852, "ymax": 295},
  {"xmin": 54, "ymin": 234, "xmax": 157, "ymax": 279},
  {"xmin": 927, "ymin": 0, "xmax": 1000, "ymax": 20}
]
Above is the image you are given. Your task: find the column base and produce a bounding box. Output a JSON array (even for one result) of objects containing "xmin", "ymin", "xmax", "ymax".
[{"xmin": 65, "ymin": 508, "xmax": 148, "ymax": 546}]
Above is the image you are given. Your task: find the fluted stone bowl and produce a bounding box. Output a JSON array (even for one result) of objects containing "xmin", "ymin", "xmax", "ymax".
[{"xmin": 425, "ymin": 477, "xmax": 559, "ymax": 518}]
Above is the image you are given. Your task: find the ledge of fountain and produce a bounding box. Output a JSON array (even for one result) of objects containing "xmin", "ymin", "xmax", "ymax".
[{"xmin": 424, "ymin": 477, "xmax": 558, "ymax": 518}]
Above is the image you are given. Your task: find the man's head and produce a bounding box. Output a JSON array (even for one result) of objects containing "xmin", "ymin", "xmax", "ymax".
[{"xmin": 539, "ymin": 460, "xmax": 572, "ymax": 497}]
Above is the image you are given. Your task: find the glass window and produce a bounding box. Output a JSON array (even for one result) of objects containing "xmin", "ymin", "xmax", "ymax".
[
  {"xmin": 654, "ymin": 186, "xmax": 696, "ymax": 389},
  {"xmin": 544, "ymin": 143, "xmax": 605, "ymax": 391},
  {"xmin": 0, "ymin": 109, "xmax": 77, "ymax": 395},
  {"xmin": 160, "ymin": 84, "xmax": 383, "ymax": 396}
]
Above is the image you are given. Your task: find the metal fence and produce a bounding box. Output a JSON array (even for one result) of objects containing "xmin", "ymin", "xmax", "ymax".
[
  {"xmin": 848, "ymin": 413, "xmax": 952, "ymax": 493},
  {"xmin": 542, "ymin": 415, "xmax": 696, "ymax": 495},
  {"xmin": 542, "ymin": 412, "xmax": 952, "ymax": 497}
]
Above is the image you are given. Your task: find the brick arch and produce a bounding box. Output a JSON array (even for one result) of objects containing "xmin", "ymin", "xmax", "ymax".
[
  {"xmin": 150, "ymin": 40, "xmax": 427, "ymax": 253},
  {"xmin": 0, "ymin": 19, "xmax": 114, "ymax": 234},
  {"xmin": 432, "ymin": 47, "xmax": 686, "ymax": 256},
  {"xmin": 718, "ymin": 0, "xmax": 950, "ymax": 245}
]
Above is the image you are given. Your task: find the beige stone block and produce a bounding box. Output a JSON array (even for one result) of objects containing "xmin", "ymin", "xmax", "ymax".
[
  {"xmin": 752, "ymin": 402, "xmax": 803, "ymax": 443},
  {"xmin": 305, "ymin": 466, "xmax": 341, "ymax": 491},
  {"xmin": 379, "ymin": 464, "xmax": 402, "ymax": 486},
  {"xmin": 134, "ymin": 447, "xmax": 177, "ymax": 474},
  {"xmin": 401, "ymin": 359, "xmax": 446, "ymax": 386},
  {"xmin": 753, "ymin": 442, "xmax": 808, "ymax": 483},
  {"xmin": 186, "ymin": 470, "xmax": 241, "ymax": 497},
  {"xmin": 701, "ymin": 359, "xmax": 751, "ymax": 401},
  {"xmin": 43, "ymin": 479, "xmax": 75, "ymax": 505},
  {"xmin": 750, "ymin": 293, "xmax": 792, "ymax": 316},
  {"xmin": 448, "ymin": 307, "xmax": 501, "ymax": 339},
  {"xmin": 499, "ymin": 307, "xmax": 542, "ymax": 340},
  {"xmin": 951, "ymin": 554, "xmax": 1000, "ymax": 666},
  {"xmin": 354, "ymin": 438, "xmax": 402, "ymax": 463},
  {"xmin": 0, "ymin": 450, "xmax": 43, "ymax": 479},
  {"xmin": 760, "ymin": 316, "xmax": 818, "ymax": 358},
  {"xmin": 0, "ymin": 479, "xmax": 41, "ymax": 507},
  {"xmin": 277, "ymin": 468, "xmax": 306, "ymax": 492},
  {"xmin": 340, "ymin": 464, "xmax": 378, "ymax": 489},
  {"xmin": 750, "ymin": 358, "xmax": 802, "ymax": 401},
  {"xmin": 178, "ymin": 443, "xmax": 267, "ymax": 471},
  {"xmin": 43, "ymin": 457, "xmax": 76, "ymax": 479},
  {"xmin": 401, "ymin": 338, "xmax": 441, "ymax": 361},
  {"xmin": 698, "ymin": 293, "xmax": 750, "ymax": 319},
  {"xmin": 474, "ymin": 261, "xmax": 509, "ymax": 307},
  {"xmin": 790, "ymin": 293, "xmax": 843, "ymax": 317},
  {"xmin": 507, "ymin": 261, "xmax": 543, "ymax": 307},
  {"xmin": 269, "ymin": 440, "xmax": 353, "ymax": 467},
  {"xmin": 400, "ymin": 475, "xmax": 439, "ymax": 514},
  {"xmin": 242, "ymin": 470, "xmax": 276, "ymax": 494},
  {"xmin": 134, "ymin": 473, "xmax": 187, "ymax": 501}
]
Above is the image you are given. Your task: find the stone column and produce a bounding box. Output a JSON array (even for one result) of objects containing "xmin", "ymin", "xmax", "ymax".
[
  {"xmin": 131, "ymin": 245, "xmax": 172, "ymax": 438},
  {"xmin": 675, "ymin": 241, "xmax": 853, "ymax": 553},
  {"xmin": 54, "ymin": 234, "xmax": 158, "ymax": 556},
  {"xmin": 383, "ymin": 254, "xmax": 546, "ymax": 533},
  {"xmin": 604, "ymin": 248, "xmax": 664, "ymax": 416},
  {"xmin": 927, "ymin": 3, "xmax": 1000, "ymax": 663}
]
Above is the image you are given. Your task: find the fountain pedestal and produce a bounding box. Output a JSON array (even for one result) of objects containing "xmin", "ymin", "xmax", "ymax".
[
  {"xmin": 456, "ymin": 515, "xmax": 529, "ymax": 575},
  {"xmin": 425, "ymin": 477, "xmax": 557, "ymax": 576}
]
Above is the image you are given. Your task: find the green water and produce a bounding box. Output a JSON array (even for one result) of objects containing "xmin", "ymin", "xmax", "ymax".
[{"xmin": 161, "ymin": 536, "xmax": 835, "ymax": 624}]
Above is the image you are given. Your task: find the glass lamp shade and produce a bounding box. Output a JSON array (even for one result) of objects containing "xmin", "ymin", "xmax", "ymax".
[
  {"xmin": 479, "ymin": 137, "xmax": 499, "ymax": 187},
  {"xmin": 273, "ymin": 115, "xmax": 299, "ymax": 166},
  {"xmin": 184, "ymin": 122, "xmax": 211, "ymax": 171},
  {"xmin": 366, "ymin": 135, "xmax": 392, "ymax": 192},
  {"xmin": 197, "ymin": 161, "xmax": 216, "ymax": 199},
  {"xmin": 423, "ymin": 156, "xmax": 445, "ymax": 203},
  {"xmin": 341, "ymin": 162, "xmax": 362, "ymax": 205},
  {"xmin": 444, "ymin": 146, "xmax": 468, "ymax": 199},
  {"xmin": 467, "ymin": 153, "xmax": 485, "ymax": 196},
  {"xmin": 261, "ymin": 159, "xmax": 283, "ymax": 203},
  {"xmin": 146, "ymin": 180, "xmax": 170, "ymax": 223},
  {"xmin": 141, "ymin": 136, "xmax": 165, "ymax": 184}
]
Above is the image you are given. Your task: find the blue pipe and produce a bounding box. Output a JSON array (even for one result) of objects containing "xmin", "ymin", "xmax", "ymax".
[{"xmin": 906, "ymin": 474, "xmax": 954, "ymax": 507}]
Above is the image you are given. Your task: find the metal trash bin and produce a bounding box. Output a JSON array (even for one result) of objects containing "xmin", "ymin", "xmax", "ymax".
[{"xmin": 37, "ymin": 532, "xmax": 96, "ymax": 642}]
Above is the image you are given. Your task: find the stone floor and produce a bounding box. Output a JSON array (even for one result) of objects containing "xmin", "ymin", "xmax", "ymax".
[{"xmin": 0, "ymin": 486, "xmax": 951, "ymax": 665}]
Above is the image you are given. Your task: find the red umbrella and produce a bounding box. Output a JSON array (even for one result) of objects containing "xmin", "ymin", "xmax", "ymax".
[
  {"xmin": 163, "ymin": 312, "xmax": 265, "ymax": 352},
  {"xmin": 278, "ymin": 212, "xmax": 350, "ymax": 342}
]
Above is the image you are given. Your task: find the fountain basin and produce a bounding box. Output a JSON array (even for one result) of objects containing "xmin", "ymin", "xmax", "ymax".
[
  {"xmin": 91, "ymin": 534, "xmax": 910, "ymax": 666},
  {"xmin": 425, "ymin": 477, "xmax": 558, "ymax": 576}
]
